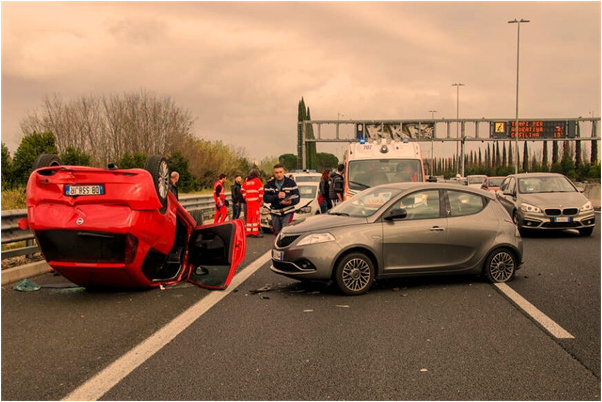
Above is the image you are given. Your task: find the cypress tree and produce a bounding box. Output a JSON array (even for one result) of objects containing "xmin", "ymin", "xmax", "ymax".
[
  {"xmin": 542, "ymin": 141, "xmax": 549, "ymax": 170},
  {"xmin": 508, "ymin": 142, "xmax": 513, "ymax": 167},
  {"xmin": 592, "ymin": 140, "xmax": 598, "ymax": 164},
  {"xmin": 502, "ymin": 142, "xmax": 507, "ymax": 166},
  {"xmin": 495, "ymin": 142, "xmax": 501, "ymax": 169},
  {"xmin": 478, "ymin": 148, "xmax": 482, "ymax": 166},
  {"xmin": 522, "ymin": 142, "xmax": 529, "ymax": 171},
  {"xmin": 575, "ymin": 140, "xmax": 582, "ymax": 170},
  {"xmin": 552, "ymin": 141, "xmax": 559, "ymax": 164},
  {"xmin": 305, "ymin": 107, "xmax": 317, "ymax": 170}
]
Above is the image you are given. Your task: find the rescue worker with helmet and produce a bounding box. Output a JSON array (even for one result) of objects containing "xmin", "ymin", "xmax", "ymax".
[{"xmin": 241, "ymin": 168, "xmax": 264, "ymax": 237}]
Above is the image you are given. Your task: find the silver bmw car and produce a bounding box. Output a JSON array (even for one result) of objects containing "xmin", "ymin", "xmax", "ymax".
[
  {"xmin": 270, "ymin": 183, "xmax": 523, "ymax": 295},
  {"xmin": 497, "ymin": 173, "xmax": 595, "ymax": 236}
]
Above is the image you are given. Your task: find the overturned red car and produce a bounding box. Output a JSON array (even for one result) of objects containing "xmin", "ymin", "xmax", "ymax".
[{"xmin": 19, "ymin": 154, "xmax": 246, "ymax": 289}]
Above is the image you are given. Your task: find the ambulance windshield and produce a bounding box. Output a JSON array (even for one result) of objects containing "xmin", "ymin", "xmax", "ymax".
[{"xmin": 348, "ymin": 159, "xmax": 422, "ymax": 190}]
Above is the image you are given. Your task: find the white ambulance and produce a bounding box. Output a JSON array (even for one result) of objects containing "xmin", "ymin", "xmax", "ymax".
[{"xmin": 344, "ymin": 138, "xmax": 425, "ymax": 199}]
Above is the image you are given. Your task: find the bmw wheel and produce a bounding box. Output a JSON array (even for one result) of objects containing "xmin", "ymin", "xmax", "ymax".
[
  {"xmin": 144, "ymin": 155, "xmax": 169, "ymax": 213},
  {"xmin": 484, "ymin": 248, "xmax": 516, "ymax": 283},
  {"xmin": 334, "ymin": 252, "xmax": 374, "ymax": 295}
]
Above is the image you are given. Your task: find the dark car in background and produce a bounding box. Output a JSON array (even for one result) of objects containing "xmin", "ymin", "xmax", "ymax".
[
  {"xmin": 497, "ymin": 173, "xmax": 595, "ymax": 236},
  {"xmin": 271, "ymin": 183, "xmax": 523, "ymax": 295}
]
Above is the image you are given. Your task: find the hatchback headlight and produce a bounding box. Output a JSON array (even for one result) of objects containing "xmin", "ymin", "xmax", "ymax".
[
  {"xmin": 297, "ymin": 233, "xmax": 335, "ymax": 246},
  {"xmin": 581, "ymin": 201, "xmax": 593, "ymax": 212},
  {"xmin": 299, "ymin": 206, "xmax": 312, "ymax": 213},
  {"xmin": 520, "ymin": 203, "xmax": 541, "ymax": 213}
]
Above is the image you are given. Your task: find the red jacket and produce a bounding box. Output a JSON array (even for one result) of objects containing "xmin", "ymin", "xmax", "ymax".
[
  {"xmin": 241, "ymin": 177, "xmax": 264, "ymax": 204},
  {"xmin": 213, "ymin": 180, "xmax": 226, "ymax": 206}
]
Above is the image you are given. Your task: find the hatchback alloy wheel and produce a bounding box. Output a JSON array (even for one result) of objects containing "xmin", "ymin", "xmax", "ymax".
[
  {"xmin": 484, "ymin": 249, "xmax": 516, "ymax": 283},
  {"xmin": 335, "ymin": 252, "xmax": 374, "ymax": 295}
]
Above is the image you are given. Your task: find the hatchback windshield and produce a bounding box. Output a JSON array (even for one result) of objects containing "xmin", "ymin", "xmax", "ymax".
[
  {"xmin": 329, "ymin": 187, "xmax": 403, "ymax": 217},
  {"xmin": 518, "ymin": 176, "xmax": 576, "ymax": 194},
  {"xmin": 348, "ymin": 159, "xmax": 422, "ymax": 190}
]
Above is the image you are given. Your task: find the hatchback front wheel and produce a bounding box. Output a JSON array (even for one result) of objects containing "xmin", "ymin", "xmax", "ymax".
[
  {"xmin": 334, "ymin": 252, "xmax": 374, "ymax": 295},
  {"xmin": 483, "ymin": 248, "xmax": 516, "ymax": 283}
]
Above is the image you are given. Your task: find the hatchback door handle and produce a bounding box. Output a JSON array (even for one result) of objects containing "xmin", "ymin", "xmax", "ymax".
[{"xmin": 429, "ymin": 226, "xmax": 445, "ymax": 232}]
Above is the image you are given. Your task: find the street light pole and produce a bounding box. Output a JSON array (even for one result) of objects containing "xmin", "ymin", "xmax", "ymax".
[
  {"xmin": 452, "ymin": 83, "xmax": 464, "ymax": 175},
  {"xmin": 428, "ymin": 110, "xmax": 437, "ymax": 175},
  {"xmin": 509, "ymin": 18, "xmax": 530, "ymax": 174}
]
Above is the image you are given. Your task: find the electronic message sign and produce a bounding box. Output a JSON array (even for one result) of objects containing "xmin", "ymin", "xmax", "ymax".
[
  {"xmin": 356, "ymin": 122, "xmax": 434, "ymax": 140},
  {"xmin": 490, "ymin": 121, "xmax": 579, "ymax": 139}
]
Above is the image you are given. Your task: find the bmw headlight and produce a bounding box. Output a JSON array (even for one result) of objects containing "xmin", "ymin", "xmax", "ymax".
[
  {"xmin": 299, "ymin": 206, "xmax": 312, "ymax": 213},
  {"xmin": 581, "ymin": 201, "xmax": 593, "ymax": 212},
  {"xmin": 297, "ymin": 233, "xmax": 335, "ymax": 246},
  {"xmin": 520, "ymin": 203, "xmax": 541, "ymax": 213}
]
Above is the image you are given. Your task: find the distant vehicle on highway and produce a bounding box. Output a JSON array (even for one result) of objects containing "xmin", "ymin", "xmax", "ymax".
[
  {"xmin": 343, "ymin": 138, "xmax": 426, "ymax": 199},
  {"xmin": 19, "ymin": 154, "xmax": 246, "ymax": 289},
  {"xmin": 466, "ymin": 175, "xmax": 488, "ymax": 189},
  {"xmin": 271, "ymin": 183, "xmax": 523, "ymax": 295},
  {"xmin": 497, "ymin": 173, "xmax": 595, "ymax": 236},
  {"xmin": 481, "ymin": 176, "xmax": 505, "ymax": 193}
]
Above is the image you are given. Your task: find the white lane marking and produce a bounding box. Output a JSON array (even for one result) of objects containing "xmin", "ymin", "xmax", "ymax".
[
  {"xmin": 494, "ymin": 283, "xmax": 574, "ymax": 339},
  {"xmin": 62, "ymin": 251, "xmax": 272, "ymax": 401}
]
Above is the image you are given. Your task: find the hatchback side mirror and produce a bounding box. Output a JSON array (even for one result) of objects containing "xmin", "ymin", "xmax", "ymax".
[{"xmin": 383, "ymin": 208, "xmax": 407, "ymax": 221}]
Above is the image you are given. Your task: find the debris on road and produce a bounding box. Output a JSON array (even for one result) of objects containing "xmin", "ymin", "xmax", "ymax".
[
  {"xmin": 13, "ymin": 279, "xmax": 41, "ymax": 292},
  {"xmin": 249, "ymin": 284, "xmax": 273, "ymax": 294}
]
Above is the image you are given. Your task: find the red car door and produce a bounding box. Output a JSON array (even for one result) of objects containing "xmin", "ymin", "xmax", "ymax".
[{"xmin": 186, "ymin": 220, "xmax": 246, "ymax": 290}]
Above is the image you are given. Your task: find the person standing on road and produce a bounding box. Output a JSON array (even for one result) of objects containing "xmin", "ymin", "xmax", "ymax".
[
  {"xmin": 318, "ymin": 169, "xmax": 332, "ymax": 213},
  {"xmin": 213, "ymin": 173, "xmax": 228, "ymax": 223},
  {"xmin": 169, "ymin": 171, "xmax": 180, "ymax": 201},
  {"xmin": 329, "ymin": 163, "xmax": 345, "ymax": 205},
  {"xmin": 264, "ymin": 164, "xmax": 300, "ymax": 236},
  {"xmin": 231, "ymin": 175, "xmax": 244, "ymax": 220},
  {"xmin": 241, "ymin": 169, "xmax": 264, "ymax": 237}
]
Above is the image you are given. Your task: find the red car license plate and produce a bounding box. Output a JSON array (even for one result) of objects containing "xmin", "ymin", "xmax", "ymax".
[{"xmin": 65, "ymin": 185, "xmax": 105, "ymax": 196}]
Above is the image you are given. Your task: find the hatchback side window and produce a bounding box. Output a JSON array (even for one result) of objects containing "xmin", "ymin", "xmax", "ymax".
[
  {"xmin": 447, "ymin": 191, "xmax": 486, "ymax": 217},
  {"xmin": 392, "ymin": 190, "xmax": 440, "ymax": 220}
]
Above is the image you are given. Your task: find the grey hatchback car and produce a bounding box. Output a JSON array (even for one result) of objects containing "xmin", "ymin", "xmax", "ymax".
[
  {"xmin": 497, "ymin": 173, "xmax": 595, "ymax": 236},
  {"xmin": 271, "ymin": 183, "xmax": 523, "ymax": 295}
]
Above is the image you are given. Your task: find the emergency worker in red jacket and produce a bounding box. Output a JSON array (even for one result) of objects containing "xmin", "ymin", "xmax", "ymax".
[
  {"xmin": 213, "ymin": 173, "xmax": 228, "ymax": 223},
  {"xmin": 241, "ymin": 169, "xmax": 264, "ymax": 237}
]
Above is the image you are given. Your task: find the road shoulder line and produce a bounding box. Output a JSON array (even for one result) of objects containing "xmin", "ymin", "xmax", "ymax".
[
  {"xmin": 62, "ymin": 250, "xmax": 272, "ymax": 401},
  {"xmin": 494, "ymin": 282, "xmax": 574, "ymax": 339}
]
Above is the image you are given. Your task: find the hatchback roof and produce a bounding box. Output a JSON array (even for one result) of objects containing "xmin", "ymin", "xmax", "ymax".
[{"xmin": 372, "ymin": 182, "xmax": 496, "ymax": 199}]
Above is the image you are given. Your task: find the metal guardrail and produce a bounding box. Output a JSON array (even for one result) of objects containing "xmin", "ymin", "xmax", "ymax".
[{"xmin": 1, "ymin": 193, "xmax": 230, "ymax": 261}]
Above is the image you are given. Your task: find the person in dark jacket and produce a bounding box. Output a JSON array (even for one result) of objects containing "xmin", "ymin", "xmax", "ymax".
[
  {"xmin": 231, "ymin": 175, "xmax": 244, "ymax": 220},
  {"xmin": 263, "ymin": 164, "xmax": 300, "ymax": 235},
  {"xmin": 169, "ymin": 171, "xmax": 180, "ymax": 201},
  {"xmin": 329, "ymin": 163, "xmax": 345, "ymax": 205}
]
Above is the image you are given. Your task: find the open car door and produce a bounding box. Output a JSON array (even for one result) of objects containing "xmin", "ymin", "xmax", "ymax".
[{"xmin": 187, "ymin": 219, "xmax": 246, "ymax": 290}]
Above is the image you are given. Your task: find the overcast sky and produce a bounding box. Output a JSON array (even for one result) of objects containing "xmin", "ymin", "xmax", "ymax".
[{"xmin": 2, "ymin": 1, "xmax": 600, "ymax": 162}]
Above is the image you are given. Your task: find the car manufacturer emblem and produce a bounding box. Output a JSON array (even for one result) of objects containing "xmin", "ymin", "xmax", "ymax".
[{"xmin": 76, "ymin": 218, "xmax": 84, "ymax": 226}]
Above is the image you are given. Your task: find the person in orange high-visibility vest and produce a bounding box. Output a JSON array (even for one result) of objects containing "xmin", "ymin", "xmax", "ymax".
[
  {"xmin": 213, "ymin": 173, "xmax": 228, "ymax": 223},
  {"xmin": 241, "ymin": 168, "xmax": 264, "ymax": 237}
]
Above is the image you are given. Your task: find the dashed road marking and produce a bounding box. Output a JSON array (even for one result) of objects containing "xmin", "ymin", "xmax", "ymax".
[
  {"xmin": 62, "ymin": 251, "xmax": 272, "ymax": 401},
  {"xmin": 494, "ymin": 283, "xmax": 574, "ymax": 339}
]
